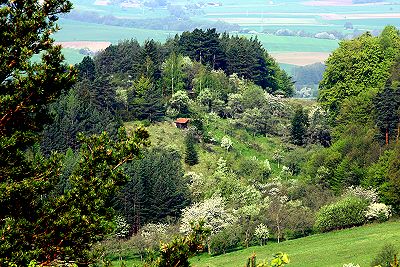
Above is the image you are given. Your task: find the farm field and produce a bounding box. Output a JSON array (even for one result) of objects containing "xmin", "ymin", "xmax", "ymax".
[
  {"xmin": 58, "ymin": 0, "xmax": 400, "ymax": 66},
  {"xmin": 56, "ymin": 19, "xmax": 338, "ymax": 65}
]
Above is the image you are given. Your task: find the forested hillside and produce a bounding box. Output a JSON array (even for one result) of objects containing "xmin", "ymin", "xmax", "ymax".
[{"xmin": 1, "ymin": 0, "xmax": 400, "ymax": 266}]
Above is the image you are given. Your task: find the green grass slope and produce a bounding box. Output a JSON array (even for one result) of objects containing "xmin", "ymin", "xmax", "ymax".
[{"xmin": 191, "ymin": 221, "xmax": 400, "ymax": 267}]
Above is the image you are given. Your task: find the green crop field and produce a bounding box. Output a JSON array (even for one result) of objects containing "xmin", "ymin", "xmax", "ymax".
[
  {"xmin": 57, "ymin": 0, "xmax": 400, "ymax": 64},
  {"xmin": 55, "ymin": 19, "xmax": 178, "ymax": 43}
]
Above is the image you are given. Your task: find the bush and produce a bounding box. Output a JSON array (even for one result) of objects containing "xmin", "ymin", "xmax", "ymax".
[
  {"xmin": 209, "ymin": 226, "xmax": 241, "ymax": 255},
  {"xmin": 314, "ymin": 197, "xmax": 369, "ymax": 232},
  {"xmin": 366, "ymin": 203, "xmax": 392, "ymax": 223},
  {"xmin": 371, "ymin": 243, "xmax": 398, "ymax": 267}
]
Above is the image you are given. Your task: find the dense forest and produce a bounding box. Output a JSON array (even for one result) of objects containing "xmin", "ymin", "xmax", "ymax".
[{"xmin": 1, "ymin": 0, "xmax": 400, "ymax": 266}]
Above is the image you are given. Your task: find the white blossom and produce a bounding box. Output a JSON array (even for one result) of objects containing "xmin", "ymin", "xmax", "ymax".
[
  {"xmin": 180, "ymin": 195, "xmax": 235, "ymax": 235},
  {"xmin": 365, "ymin": 202, "xmax": 392, "ymax": 221}
]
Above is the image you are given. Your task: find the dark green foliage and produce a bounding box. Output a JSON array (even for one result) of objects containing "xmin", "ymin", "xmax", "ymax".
[
  {"xmin": 209, "ymin": 226, "xmax": 241, "ymax": 255},
  {"xmin": 290, "ymin": 106, "xmax": 309, "ymax": 146},
  {"xmin": 95, "ymin": 39, "xmax": 143, "ymax": 77},
  {"xmin": 128, "ymin": 76, "xmax": 165, "ymax": 121},
  {"xmin": 115, "ymin": 147, "xmax": 190, "ymax": 229},
  {"xmin": 371, "ymin": 243, "xmax": 398, "ymax": 267},
  {"xmin": 178, "ymin": 28, "xmax": 226, "ymax": 70},
  {"xmin": 0, "ymin": 1, "xmax": 151, "ymax": 264},
  {"xmin": 0, "ymin": 0, "xmax": 74, "ymax": 264},
  {"xmin": 185, "ymin": 132, "xmax": 199, "ymax": 166},
  {"xmin": 373, "ymin": 86, "xmax": 400, "ymax": 145},
  {"xmin": 41, "ymin": 81, "xmax": 121, "ymax": 153},
  {"xmin": 314, "ymin": 197, "xmax": 369, "ymax": 233},
  {"xmin": 77, "ymin": 56, "xmax": 96, "ymax": 81}
]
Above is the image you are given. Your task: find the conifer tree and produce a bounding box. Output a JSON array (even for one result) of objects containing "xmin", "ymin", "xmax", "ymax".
[
  {"xmin": 0, "ymin": 1, "xmax": 149, "ymax": 264},
  {"xmin": 290, "ymin": 106, "xmax": 309, "ymax": 146},
  {"xmin": 185, "ymin": 133, "xmax": 199, "ymax": 166}
]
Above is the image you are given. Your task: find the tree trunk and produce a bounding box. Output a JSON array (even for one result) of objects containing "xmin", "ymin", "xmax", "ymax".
[{"xmin": 386, "ymin": 127, "xmax": 389, "ymax": 145}]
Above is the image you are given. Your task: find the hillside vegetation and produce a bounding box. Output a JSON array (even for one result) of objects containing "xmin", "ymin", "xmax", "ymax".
[
  {"xmin": 191, "ymin": 221, "xmax": 400, "ymax": 267},
  {"xmin": 1, "ymin": 0, "xmax": 400, "ymax": 265}
]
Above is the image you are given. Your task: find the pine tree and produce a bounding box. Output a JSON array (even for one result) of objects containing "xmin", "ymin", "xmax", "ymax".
[
  {"xmin": 374, "ymin": 86, "xmax": 400, "ymax": 145},
  {"xmin": 185, "ymin": 133, "xmax": 199, "ymax": 166},
  {"xmin": 290, "ymin": 106, "xmax": 309, "ymax": 146},
  {"xmin": 0, "ymin": 1, "xmax": 149, "ymax": 264}
]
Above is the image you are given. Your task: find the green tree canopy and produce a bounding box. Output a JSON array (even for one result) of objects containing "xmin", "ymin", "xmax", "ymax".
[{"xmin": 319, "ymin": 26, "xmax": 400, "ymax": 121}]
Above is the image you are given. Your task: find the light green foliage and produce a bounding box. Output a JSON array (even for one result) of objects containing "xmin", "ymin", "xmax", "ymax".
[
  {"xmin": 314, "ymin": 196, "xmax": 369, "ymax": 233},
  {"xmin": 319, "ymin": 26, "xmax": 400, "ymax": 121},
  {"xmin": 162, "ymin": 52, "xmax": 186, "ymax": 95},
  {"xmin": 168, "ymin": 90, "xmax": 191, "ymax": 116},
  {"xmin": 149, "ymin": 222, "xmax": 210, "ymax": 267},
  {"xmin": 246, "ymin": 252, "xmax": 290, "ymax": 267}
]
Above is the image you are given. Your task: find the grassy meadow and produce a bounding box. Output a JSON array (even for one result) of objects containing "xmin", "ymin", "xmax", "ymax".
[
  {"xmin": 191, "ymin": 220, "xmax": 400, "ymax": 267},
  {"xmin": 109, "ymin": 220, "xmax": 400, "ymax": 267}
]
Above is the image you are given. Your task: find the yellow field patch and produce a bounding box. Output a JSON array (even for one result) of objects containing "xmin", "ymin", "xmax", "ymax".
[
  {"xmin": 55, "ymin": 41, "xmax": 111, "ymax": 52},
  {"xmin": 270, "ymin": 52, "xmax": 331, "ymax": 66}
]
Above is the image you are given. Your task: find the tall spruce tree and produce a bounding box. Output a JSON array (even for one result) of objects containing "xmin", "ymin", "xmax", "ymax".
[
  {"xmin": 291, "ymin": 106, "xmax": 309, "ymax": 146},
  {"xmin": 374, "ymin": 86, "xmax": 400, "ymax": 145},
  {"xmin": 185, "ymin": 132, "xmax": 199, "ymax": 166}
]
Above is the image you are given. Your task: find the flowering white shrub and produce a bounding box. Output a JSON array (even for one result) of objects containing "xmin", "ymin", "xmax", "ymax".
[
  {"xmin": 114, "ymin": 215, "xmax": 130, "ymax": 239},
  {"xmin": 254, "ymin": 223, "xmax": 270, "ymax": 245},
  {"xmin": 140, "ymin": 223, "xmax": 169, "ymax": 238},
  {"xmin": 180, "ymin": 194, "xmax": 235, "ymax": 235},
  {"xmin": 343, "ymin": 263, "xmax": 360, "ymax": 267},
  {"xmin": 221, "ymin": 135, "xmax": 233, "ymax": 151},
  {"xmin": 264, "ymin": 159, "xmax": 272, "ymax": 173},
  {"xmin": 343, "ymin": 186, "xmax": 379, "ymax": 203},
  {"xmin": 185, "ymin": 171, "xmax": 205, "ymax": 200},
  {"xmin": 365, "ymin": 202, "xmax": 392, "ymax": 222}
]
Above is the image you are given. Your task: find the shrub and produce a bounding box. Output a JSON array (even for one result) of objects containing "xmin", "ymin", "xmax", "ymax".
[
  {"xmin": 343, "ymin": 186, "xmax": 379, "ymax": 203},
  {"xmin": 254, "ymin": 223, "xmax": 270, "ymax": 245},
  {"xmin": 314, "ymin": 197, "xmax": 369, "ymax": 232},
  {"xmin": 209, "ymin": 226, "xmax": 241, "ymax": 255},
  {"xmin": 371, "ymin": 243, "xmax": 398, "ymax": 267},
  {"xmin": 365, "ymin": 203, "xmax": 392, "ymax": 222},
  {"xmin": 221, "ymin": 135, "xmax": 233, "ymax": 151}
]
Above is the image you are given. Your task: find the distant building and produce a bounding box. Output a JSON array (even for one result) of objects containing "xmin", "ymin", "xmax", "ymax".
[{"xmin": 175, "ymin": 118, "xmax": 190, "ymax": 129}]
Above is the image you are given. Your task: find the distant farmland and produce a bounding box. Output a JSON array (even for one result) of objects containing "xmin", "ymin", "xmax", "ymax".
[{"xmin": 57, "ymin": 0, "xmax": 400, "ymax": 65}]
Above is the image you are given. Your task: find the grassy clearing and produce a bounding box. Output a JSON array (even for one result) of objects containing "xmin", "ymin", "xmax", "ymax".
[
  {"xmin": 109, "ymin": 220, "xmax": 400, "ymax": 267},
  {"xmin": 125, "ymin": 118, "xmax": 285, "ymax": 177},
  {"xmin": 191, "ymin": 220, "xmax": 400, "ymax": 267}
]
